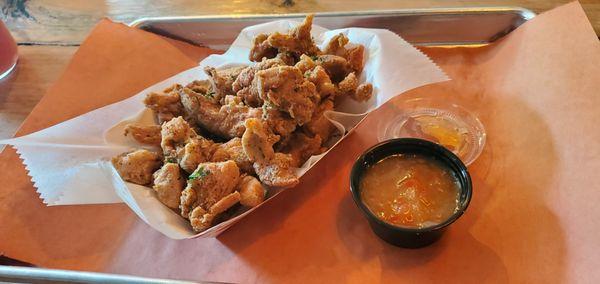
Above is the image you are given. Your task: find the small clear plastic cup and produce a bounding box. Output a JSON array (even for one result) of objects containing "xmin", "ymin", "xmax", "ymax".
[{"xmin": 377, "ymin": 97, "xmax": 486, "ymax": 166}]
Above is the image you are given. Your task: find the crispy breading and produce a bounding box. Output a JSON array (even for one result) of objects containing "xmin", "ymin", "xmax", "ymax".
[
  {"xmin": 266, "ymin": 14, "xmax": 320, "ymax": 57},
  {"xmin": 204, "ymin": 66, "xmax": 244, "ymax": 102},
  {"xmin": 324, "ymin": 33, "xmax": 364, "ymax": 74},
  {"xmin": 237, "ymin": 175, "xmax": 266, "ymax": 207},
  {"xmin": 144, "ymin": 85, "xmax": 184, "ymax": 123},
  {"xmin": 278, "ymin": 132, "xmax": 323, "ymax": 167},
  {"xmin": 209, "ymin": 191, "xmax": 241, "ymax": 215},
  {"xmin": 112, "ymin": 149, "xmax": 162, "ymax": 185},
  {"xmin": 160, "ymin": 116, "xmax": 196, "ymax": 158},
  {"xmin": 185, "ymin": 161, "xmax": 241, "ymax": 210},
  {"xmin": 179, "ymin": 137, "xmax": 219, "ymax": 173},
  {"xmin": 124, "ymin": 124, "xmax": 161, "ymax": 146},
  {"xmin": 294, "ymin": 54, "xmax": 317, "ymax": 73},
  {"xmin": 253, "ymin": 153, "xmax": 299, "ymax": 187},
  {"xmin": 181, "ymin": 161, "xmax": 242, "ymax": 231},
  {"xmin": 305, "ymin": 65, "xmax": 336, "ymax": 98},
  {"xmin": 262, "ymin": 107, "xmax": 297, "ymax": 138},
  {"xmin": 242, "ymin": 118, "xmax": 276, "ymax": 162},
  {"xmin": 242, "ymin": 118, "xmax": 298, "ymax": 187},
  {"xmin": 233, "ymin": 58, "xmax": 286, "ymax": 107},
  {"xmin": 323, "ymin": 33, "xmax": 350, "ymax": 56},
  {"xmin": 189, "ymin": 206, "xmax": 213, "ymax": 231},
  {"xmin": 185, "ymin": 80, "xmax": 212, "ymax": 94},
  {"xmin": 315, "ymin": 54, "xmax": 353, "ymax": 83},
  {"xmin": 338, "ymin": 72, "xmax": 358, "ymax": 96},
  {"xmin": 302, "ymin": 98, "xmax": 335, "ymax": 142},
  {"xmin": 249, "ymin": 33, "xmax": 278, "ymax": 62},
  {"xmin": 210, "ymin": 138, "xmax": 254, "ymax": 174},
  {"xmin": 354, "ymin": 83, "xmax": 373, "ymax": 102},
  {"xmin": 346, "ymin": 45, "xmax": 365, "ymax": 74},
  {"xmin": 153, "ymin": 163, "xmax": 185, "ymax": 209},
  {"xmin": 180, "ymin": 87, "xmax": 262, "ymax": 139},
  {"xmin": 255, "ymin": 66, "xmax": 319, "ymax": 125}
]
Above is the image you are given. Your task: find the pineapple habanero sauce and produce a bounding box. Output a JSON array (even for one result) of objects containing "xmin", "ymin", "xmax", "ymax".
[{"xmin": 359, "ymin": 154, "xmax": 460, "ymax": 229}]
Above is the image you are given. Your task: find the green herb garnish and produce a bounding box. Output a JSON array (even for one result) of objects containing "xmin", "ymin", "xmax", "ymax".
[
  {"xmin": 166, "ymin": 157, "xmax": 177, "ymax": 163},
  {"xmin": 310, "ymin": 55, "xmax": 319, "ymax": 61},
  {"xmin": 203, "ymin": 91, "xmax": 215, "ymax": 98},
  {"xmin": 188, "ymin": 166, "xmax": 210, "ymax": 180}
]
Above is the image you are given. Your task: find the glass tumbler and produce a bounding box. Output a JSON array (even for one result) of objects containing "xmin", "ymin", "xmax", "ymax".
[{"xmin": 0, "ymin": 20, "xmax": 18, "ymax": 80}]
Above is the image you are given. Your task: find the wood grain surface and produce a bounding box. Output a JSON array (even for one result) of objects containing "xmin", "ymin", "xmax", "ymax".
[{"xmin": 0, "ymin": 0, "xmax": 598, "ymax": 139}]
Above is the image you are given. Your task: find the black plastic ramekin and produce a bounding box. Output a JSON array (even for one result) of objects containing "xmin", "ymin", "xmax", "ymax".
[{"xmin": 350, "ymin": 138, "xmax": 472, "ymax": 248}]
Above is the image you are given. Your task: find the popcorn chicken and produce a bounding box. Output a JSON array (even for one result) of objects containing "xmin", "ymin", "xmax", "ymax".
[
  {"xmin": 242, "ymin": 118, "xmax": 299, "ymax": 187},
  {"xmin": 124, "ymin": 124, "xmax": 161, "ymax": 146},
  {"xmin": 153, "ymin": 163, "xmax": 185, "ymax": 209},
  {"xmin": 144, "ymin": 85, "xmax": 184, "ymax": 123},
  {"xmin": 255, "ymin": 66, "xmax": 319, "ymax": 125},
  {"xmin": 181, "ymin": 161, "xmax": 242, "ymax": 231},
  {"xmin": 112, "ymin": 149, "xmax": 162, "ymax": 185},
  {"xmin": 237, "ymin": 175, "xmax": 266, "ymax": 207}
]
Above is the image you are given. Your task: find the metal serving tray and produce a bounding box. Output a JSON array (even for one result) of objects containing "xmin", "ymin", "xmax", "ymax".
[
  {"xmin": 130, "ymin": 7, "xmax": 535, "ymax": 49},
  {"xmin": 1, "ymin": 7, "xmax": 535, "ymax": 283}
]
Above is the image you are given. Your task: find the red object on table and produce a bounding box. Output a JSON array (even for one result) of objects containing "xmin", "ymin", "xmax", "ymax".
[{"xmin": 0, "ymin": 20, "xmax": 17, "ymax": 79}]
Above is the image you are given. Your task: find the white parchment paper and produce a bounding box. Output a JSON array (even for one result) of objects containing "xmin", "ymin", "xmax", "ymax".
[{"xmin": 0, "ymin": 19, "xmax": 448, "ymax": 239}]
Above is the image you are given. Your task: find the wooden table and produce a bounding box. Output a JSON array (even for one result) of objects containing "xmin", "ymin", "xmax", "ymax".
[{"xmin": 0, "ymin": 0, "xmax": 598, "ymax": 140}]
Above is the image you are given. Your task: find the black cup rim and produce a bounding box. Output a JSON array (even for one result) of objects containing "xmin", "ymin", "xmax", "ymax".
[{"xmin": 350, "ymin": 138, "xmax": 473, "ymax": 234}]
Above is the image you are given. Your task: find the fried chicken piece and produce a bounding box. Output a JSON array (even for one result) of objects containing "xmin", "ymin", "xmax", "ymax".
[
  {"xmin": 336, "ymin": 73, "xmax": 373, "ymax": 102},
  {"xmin": 211, "ymin": 138, "xmax": 254, "ymax": 174},
  {"xmin": 346, "ymin": 45, "xmax": 365, "ymax": 74},
  {"xmin": 338, "ymin": 72, "xmax": 358, "ymax": 96},
  {"xmin": 305, "ymin": 65, "xmax": 336, "ymax": 98},
  {"xmin": 179, "ymin": 137, "xmax": 219, "ymax": 173},
  {"xmin": 324, "ymin": 33, "xmax": 350, "ymax": 57},
  {"xmin": 233, "ymin": 58, "xmax": 286, "ymax": 107},
  {"xmin": 267, "ymin": 14, "xmax": 320, "ymax": 57},
  {"xmin": 324, "ymin": 33, "xmax": 365, "ymax": 74},
  {"xmin": 278, "ymin": 132, "xmax": 323, "ymax": 167},
  {"xmin": 185, "ymin": 80, "xmax": 212, "ymax": 94},
  {"xmin": 242, "ymin": 119, "xmax": 299, "ymax": 187},
  {"xmin": 180, "ymin": 88, "xmax": 262, "ymax": 139},
  {"xmin": 255, "ymin": 66, "xmax": 319, "ymax": 125},
  {"xmin": 160, "ymin": 116, "xmax": 196, "ymax": 158},
  {"xmin": 153, "ymin": 163, "xmax": 185, "ymax": 209},
  {"xmin": 189, "ymin": 206, "xmax": 213, "ymax": 232},
  {"xmin": 124, "ymin": 124, "xmax": 161, "ymax": 146},
  {"xmin": 180, "ymin": 161, "xmax": 242, "ymax": 231},
  {"xmin": 237, "ymin": 175, "xmax": 266, "ymax": 207},
  {"xmin": 204, "ymin": 66, "xmax": 244, "ymax": 102},
  {"xmin": 242, "ymin": 118, "xmax": 276, "ymax": 162},
  {"xmin": 188, "ymin": 191, "xmax": 241, "ymax": 232},
  {"xmin": 354, "ymin": 83, "xmax": 373, "ymax": 102},
  {"xmin": 303, "ymin": 98, "xmax": 335, "ymax": 141},
  {"xmin": 112, "ymin": 149, "xmax": 162, "ymax": 185},
  {"xmin": 294, "ymin": 54, "xmax": 317, "ymax": 73},
  {"xmin": 275, "ymin": 51, "xmax": 297, "ymax": 65},
  {"xmin": 187, "ymin": 161, "xmax": 241, "ymax": 210},
  {"xmin": 249, "ymin": 33, "xmax": 278, "ymax": 62},
  {"xmin": 315, "ymin": 54, "xmax": 353, "ymax": 83},
  {"xmin": 209, "ymin": 191, "xmax": 241, "ymax": 215},
  {"xmin": 323, "ymin": 33, "xmax": 365, "ymax": 74},
  {"xmin": 144, "ymin": 85, "xmax": 184, "ymax": 123},
  {"xmin": 262, "ymin": 107, "xmax": 297, "ymax": 138},
  {"xmin": 253, "ymin": 153, "xmax": 299, "ymax": 188}
]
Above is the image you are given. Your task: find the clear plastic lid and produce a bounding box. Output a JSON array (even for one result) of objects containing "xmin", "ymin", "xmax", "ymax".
[{"xmin": 377, "ymin": 97, "xmax": 486, "ymax": 166}]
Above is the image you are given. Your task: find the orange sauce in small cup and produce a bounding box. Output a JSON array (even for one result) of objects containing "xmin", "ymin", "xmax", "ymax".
[{"xmin": 360, "ymin": 154, "xmax": 460, "ymax": 229}]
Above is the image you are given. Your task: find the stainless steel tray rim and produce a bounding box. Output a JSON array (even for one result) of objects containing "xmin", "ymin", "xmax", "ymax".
[{"xmin": 129, "ymin": 6, "xmax": 535, "ymax": 27}]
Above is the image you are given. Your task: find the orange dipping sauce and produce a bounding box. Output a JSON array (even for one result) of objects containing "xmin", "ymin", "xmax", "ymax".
[{"xmin": 359, "ymin": 154, "xmax": 460, "ymax": 229}]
